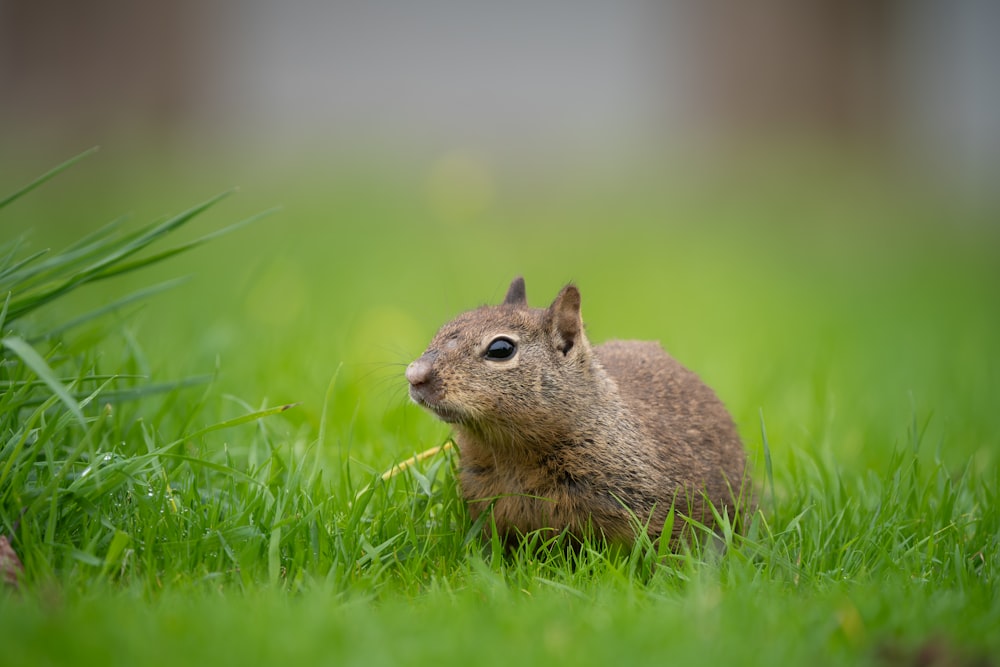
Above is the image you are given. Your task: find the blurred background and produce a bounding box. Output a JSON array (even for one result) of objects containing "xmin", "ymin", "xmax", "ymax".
[
  {"xmin": 1, "ymin": 1, "xmax": 998, "ymax": 467},
  {"xmin": 3, "ymin": 0, "xmax": 999, "ymax": 194}
]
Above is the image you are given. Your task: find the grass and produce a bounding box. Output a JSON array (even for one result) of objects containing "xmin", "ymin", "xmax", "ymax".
[{"xmin": 1, "ymin": 148, "xmax": 998, "ymax": 666}]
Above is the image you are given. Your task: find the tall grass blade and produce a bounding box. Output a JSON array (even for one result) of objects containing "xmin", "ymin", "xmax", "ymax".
[
  {"xmin": 180, "ymin": 403, "xmax": 298, "ymax": 443},
  {"xmin": 760, "ymin": 408, "xmax": 776, "ymax": 517},
  {"xmin": 81, "ymin": 191, "xmax": 233, "ymax": 280},
  {"xmin": 36, "ymin": 276, "xmax": 190, "ymax": 340},
  {"xmin": 14, "ymin": 375, "xmax": 214, "ymax": 407},
  {"xmin": 0, "ymin": 220, "xmax": 129, "ymax": 291},
  {"xmin": 0, "ymin": 146, "xmax": 99, "ymax": 210},
  {"xmin": 0, "ymin": 248, "xmax": 51, "ymax": 284},
  {"xmin": 93, "ymin": 207, "xmax": 280, "ymax": 281},
  {"xmin": 1, "ymin": 335, "xmax": 85, "ymax": 427},
  {"xmin": 0, "ymin": 292, "xmax": 9, "ymax": 332},
  {"xmin": 4, "ymin": 192, "xmax": 234, "ymax": 323}
]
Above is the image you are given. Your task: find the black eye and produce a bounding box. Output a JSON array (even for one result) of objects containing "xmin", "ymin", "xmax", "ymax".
[{"xmin": 484, "ymin": 337, "xmax": 517, "ymax": 361}]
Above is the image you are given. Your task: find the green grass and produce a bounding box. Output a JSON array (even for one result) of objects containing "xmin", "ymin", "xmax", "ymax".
[{"xmin": 1, "ymin": 149, "xmax": 998, "ymax": 666}]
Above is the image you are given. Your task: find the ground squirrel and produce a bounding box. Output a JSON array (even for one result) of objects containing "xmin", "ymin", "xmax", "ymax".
[{"xmin": 406, "ymin": 277, "xmax": 748, "ymax": 545}]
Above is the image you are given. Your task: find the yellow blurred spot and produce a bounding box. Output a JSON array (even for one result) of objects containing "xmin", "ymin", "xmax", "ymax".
[
  {"xmin": 426, "ymin": 150, "xmax": 495, "ymax": 225},
  {"xmin": 836, "ymin": 600, "xmax": 865, "ymax": 646},
  {"xmin": 543, "ymin": 620, "xmax": 572, "ymax": 656}
]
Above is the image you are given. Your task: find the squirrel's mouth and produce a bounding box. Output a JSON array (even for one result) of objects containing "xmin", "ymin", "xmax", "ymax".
[
  {"xmin": 426, "ymin": 405, "xmax": 464, "ymax": 424},
  {"xmin": 409, "ymin": 387, "xmax": 465, "ymax": 424},
  {"xmin": 418, "ymin": 401, "xmax": 465, "ymax": 424}
]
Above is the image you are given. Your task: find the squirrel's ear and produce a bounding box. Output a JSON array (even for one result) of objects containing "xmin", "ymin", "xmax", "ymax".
[
  {"xmin": 502, "ymin": 276, "xmax": 527, "ymax": 306},
  {"xmin": 549, "ymin": 284, "xmax": 581, "ymax": 354}
]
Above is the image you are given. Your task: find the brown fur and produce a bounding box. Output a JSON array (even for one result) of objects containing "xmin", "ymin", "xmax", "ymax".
[{"xmin": 406, "ymin": 277, "xmax": 748, "ymax": 545}]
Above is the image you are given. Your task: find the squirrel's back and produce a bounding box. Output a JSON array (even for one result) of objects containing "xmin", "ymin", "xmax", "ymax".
[{"xmin": 596, "ymin": 339, "xmax": 746, "ymax": 523}]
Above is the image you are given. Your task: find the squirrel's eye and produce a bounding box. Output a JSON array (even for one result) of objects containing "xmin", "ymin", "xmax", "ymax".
[{"xmin": 484, "ymin": 337, "xmax": 517, "ymax": 361}]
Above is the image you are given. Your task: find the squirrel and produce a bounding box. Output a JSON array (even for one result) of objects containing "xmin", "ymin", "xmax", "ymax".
[{"xmin": 406, "ymin": 277, "xmax": 748, "ymax": 546}]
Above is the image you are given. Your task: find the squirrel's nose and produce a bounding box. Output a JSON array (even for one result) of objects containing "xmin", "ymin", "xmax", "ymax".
[{"xmin": 406, "ymin": 357, "xmax": 434, "ymax": 386}]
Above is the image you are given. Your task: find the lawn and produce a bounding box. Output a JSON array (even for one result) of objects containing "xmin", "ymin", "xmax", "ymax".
[{"xmin": 1, "ymin": 148, "xmax": 998, "ymax": 666}]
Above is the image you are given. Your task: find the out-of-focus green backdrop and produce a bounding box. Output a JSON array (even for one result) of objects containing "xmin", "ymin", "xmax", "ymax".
[
  {"xmin": 2, "ymin": 0, "xmax": 998, "ymax": 482},
  {"xmin": 4, "ymin": 149, "xmax": 998, "ymax": 480}
]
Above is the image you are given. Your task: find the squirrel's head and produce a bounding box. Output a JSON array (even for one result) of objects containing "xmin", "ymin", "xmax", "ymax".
[{"xmin": 406, "ymin": 276, "xmax": 596, "ymax": 439}]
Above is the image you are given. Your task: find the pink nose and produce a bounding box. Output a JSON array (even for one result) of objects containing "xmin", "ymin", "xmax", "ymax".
[{"xmin": 406, "ymin": 357, "xmax": 433, "ymax": 386}]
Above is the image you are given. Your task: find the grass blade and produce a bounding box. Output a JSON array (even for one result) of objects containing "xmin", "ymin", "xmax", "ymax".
[
  {"xmin": 180, "ymin": 403, "xmax": 298, "ymax": 443},
  {"xmin": 82, "ymin": 191, "xmax": 234, "ymax": 280},
  {"xmin": 4, "ymin": 192, "xmax": 233, "ymax": 323},
  {"xmin": 0, "ymin": 221, "xmax": 130, "ymax": 292},
  {"xmin": 0, "ymin": 292, "xmax": 9, "ymax": 332},
  {"xmin": 0, "ymin": 146, "xmax": 99, "ymax": 210},
  {"xmin": 268, "ymin": 527, "xmax": 283, "ymax": 585},
  {"xmin": 35, "ymin": 277, "xmax": 190, "ymax": 340},
  {"xmin": 13, "ymin": 375, "xmax": 213, "ymax": 407},
  {"xmin": 1, "ymin": 335, "xmax": 85, "ymax": 427},
  {"xmin": 93, "ymin": 207, "xmax": 280, "ymax": 281},
  {"xmin": 0, "ymin": 248, "xmax": 51, "ymax": 285},
  {"xmin": 60, "ymin": 215, "xmax": 126, "ymax": 253}
]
